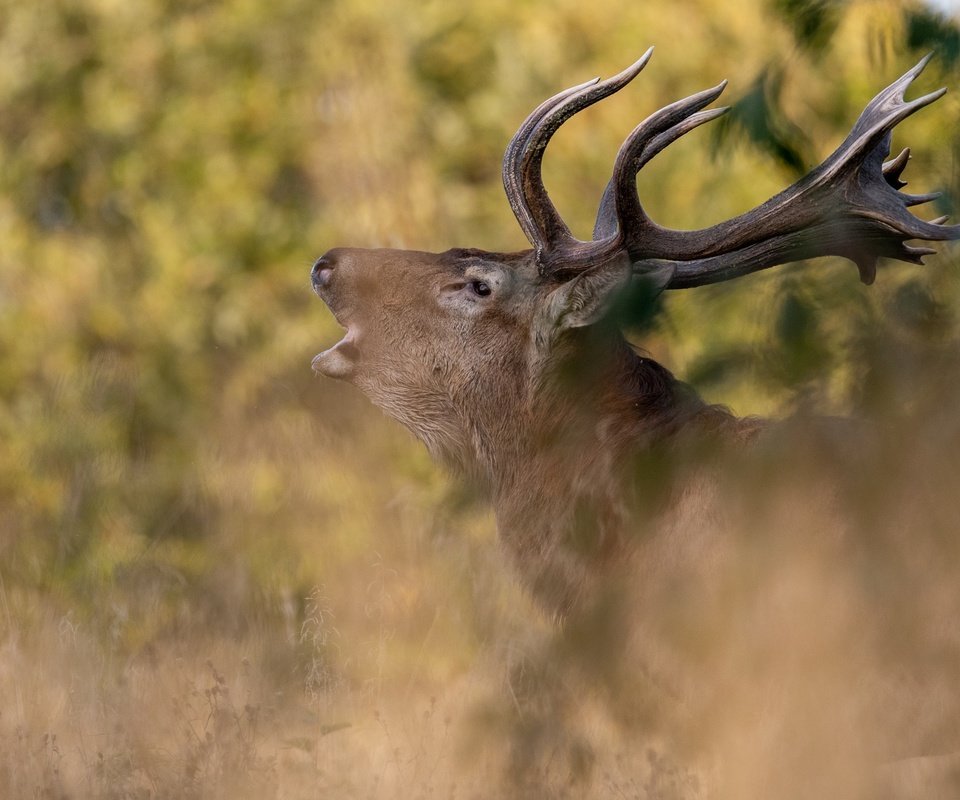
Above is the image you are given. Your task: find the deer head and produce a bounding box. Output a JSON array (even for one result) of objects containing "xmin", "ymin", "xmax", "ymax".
[{"xmin": 311, "ymin": 50, "xmax": 958, "ymax": 487}]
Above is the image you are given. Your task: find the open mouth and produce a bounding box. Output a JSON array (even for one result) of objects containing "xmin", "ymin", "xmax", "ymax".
[
  {"xmin": 312, "ymin": 307, "xmax": 361, "ymax": 379},
  {"xmin": 311, "ymin": 326, "xmax": 359, "ymax": 378},
  {"xmin": 311, "ymin": 262, "xmax": 360, "ymax": 379}
]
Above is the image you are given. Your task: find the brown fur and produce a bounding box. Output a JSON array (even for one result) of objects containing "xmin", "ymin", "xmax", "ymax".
[
  {"xmin": 307, "ymin": 56, "xmax": 960, "ymax": 793},
  {"xmin": 309, "ymin": 244, "xmax": 960, "ymax": 796},
  {"xmin": 311, "ymin": 246, "xmax": 756, "ymax": 615}
]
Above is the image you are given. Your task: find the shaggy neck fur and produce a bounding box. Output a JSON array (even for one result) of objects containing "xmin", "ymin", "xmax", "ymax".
[{"xmin": 420, "ymin": 324, "xmax": 759, "ymax": 616}]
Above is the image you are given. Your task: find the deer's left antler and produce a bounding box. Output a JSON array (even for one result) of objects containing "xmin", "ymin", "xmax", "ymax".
[{"xmin": 503, "ymin": 50, "xmax": 960, "ymax": 287}]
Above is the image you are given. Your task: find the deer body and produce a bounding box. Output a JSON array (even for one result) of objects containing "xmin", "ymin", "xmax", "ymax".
[{"xmin": 310, "ymin": 53, "xmax": 960, "ymax": 788}]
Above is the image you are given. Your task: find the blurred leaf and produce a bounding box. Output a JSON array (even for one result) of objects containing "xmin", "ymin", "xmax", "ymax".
[
  {"xmin": 906, "ymin": 8, "xmax": 960, "ymax": 69},
  {"xmin": 686, "ymin": 348, "xmax": 756, "ymax": 390},
  {"xmin": 770, "ymin": 0, "xmax": 844, "ymax": 52},
  {"xmin": 611, "ymin": 273, "xmax": 670, "ymax": 333},
  {"xmin": 891, "ymin": 278, "xmax": 953, "ymax": 338},
  {"xmin": 712, "ymin": 66, "xmax": 811, "ymax": 177},
  {"xmin": 763, "ymin": 287, "xmax": 832, "ymax": 388}
]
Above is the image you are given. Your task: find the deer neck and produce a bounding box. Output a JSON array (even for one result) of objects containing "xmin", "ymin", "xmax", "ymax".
[{"xmin": 485, "ymin": 332, "xmax": 738, "ymax": 615}]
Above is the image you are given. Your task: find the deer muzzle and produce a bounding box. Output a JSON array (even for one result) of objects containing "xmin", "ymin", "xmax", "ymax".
[{"xmin": 311, "ymin": 254, "xmax": 360, "ymax": 379}]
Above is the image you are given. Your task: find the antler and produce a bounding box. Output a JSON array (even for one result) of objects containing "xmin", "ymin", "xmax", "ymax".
[
  {"xmin": 502, "ymin": 48, "xmax": 654, "ymax": 273},
  {"xmin": 503, "ymin": 51, "xmax": 960, "ymax": 287}
]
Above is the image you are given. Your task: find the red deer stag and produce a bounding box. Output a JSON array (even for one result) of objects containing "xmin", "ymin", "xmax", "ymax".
[
  {"xmin": 312, "ymin": 53, "xmax": 960, "ymax": 792},
  {"xmin": 311, "ymin": 50, "xmax": 958, "ymax": 618}
]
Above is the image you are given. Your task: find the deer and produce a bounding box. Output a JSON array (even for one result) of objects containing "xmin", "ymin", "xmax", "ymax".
[{"xmin": 310, "ymin": 50, "xmax": 960, "ymax": 792}]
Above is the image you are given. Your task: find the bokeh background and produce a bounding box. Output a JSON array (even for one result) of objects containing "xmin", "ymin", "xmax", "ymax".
[{"xmin": 2, "ymin": 0, "xmax": 960, "ymax": 796}]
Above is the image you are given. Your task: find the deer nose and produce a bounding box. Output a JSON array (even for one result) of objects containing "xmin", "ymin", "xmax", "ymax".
[{"xmin": 311, "ymin": 256, "xmax": 334, "ymax": 288}]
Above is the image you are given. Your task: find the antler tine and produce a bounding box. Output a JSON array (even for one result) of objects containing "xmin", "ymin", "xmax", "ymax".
[
  {"xmin": 503, "ymin": 77, "xmax": 600, "ymax": 251},
  {"xmin": 502, "ymin": 47, "xmax": 654, "ymax": 264},
  {"xmin": 614, "ymin": 54, "xmax": 960, "ymax": 288},
  {"xmin": 592, "ymin": 82, "xmax": 729, "ymax": 241},
  {"xmin": 818, "ymin": 58, "xmax": 945, "ymax": 187},
  {"xmin": 883, "ymin": 147, "xmax": 911, "ymax": 188},
  {"xmin": 904, "ymin": 190, "xmax": 943, "ymax": 207}
]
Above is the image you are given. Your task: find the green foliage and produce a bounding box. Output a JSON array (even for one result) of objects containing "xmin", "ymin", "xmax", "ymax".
[
  {"xmin": 1, "ymin": 0, "xmax": 958, "ymax": 659},
  {"xmin": 771, "ymin": 0, "xmax": 844, "ymax": 52},
  {"xmin": 907, "ymin": 6, "xmax": 960, "ymax": 67},
  {"xmin": 713, "ymin": 65, "xmax": 812, "ymax": 177},
  {"xmin": 1, "ymin": 0, "xmax": 960, "ymax": 795}
]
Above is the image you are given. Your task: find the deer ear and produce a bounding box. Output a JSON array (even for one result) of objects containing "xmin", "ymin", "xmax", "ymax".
[{"xmin": 546, "ymin": 260, "xmax": 675, "ymax": 331}]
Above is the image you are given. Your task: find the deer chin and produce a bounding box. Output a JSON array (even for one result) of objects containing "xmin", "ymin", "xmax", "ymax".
[{"xmin": 312, "ymin": 327, "xmax": 360, "ymax": 379}]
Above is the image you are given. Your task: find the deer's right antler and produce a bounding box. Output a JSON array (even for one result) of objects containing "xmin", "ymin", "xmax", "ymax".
[
  {"xmin": 502, "ymin": 47, "xmax": 655, "ymax": 275},
  {"xmin": 503, "ymin": 50, "xmax": 960, "ymax": 288}
]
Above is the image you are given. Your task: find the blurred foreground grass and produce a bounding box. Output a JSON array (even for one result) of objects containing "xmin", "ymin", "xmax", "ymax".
[{"xmin": 2, "ymin": 0, "xmax": 960, "ymax": 796}]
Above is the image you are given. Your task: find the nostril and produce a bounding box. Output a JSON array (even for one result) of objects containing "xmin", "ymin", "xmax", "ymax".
[{"xmin": 311, "ymin": 256, "xmax": 333, "ymax": 286}]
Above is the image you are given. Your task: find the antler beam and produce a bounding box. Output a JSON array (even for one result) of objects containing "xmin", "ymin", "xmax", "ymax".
[
  {"xmin": 657, "ymin": 54, "xmax": 958, "ymax": 287},
  {"xmin": 503, "ymin": 50, "xmax": 960, "ymax": 288}
]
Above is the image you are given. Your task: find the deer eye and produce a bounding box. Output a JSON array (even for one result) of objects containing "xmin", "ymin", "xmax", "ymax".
[{"xmin": 470, "ymin": 280, "xmax": 492, "ymax": 297}]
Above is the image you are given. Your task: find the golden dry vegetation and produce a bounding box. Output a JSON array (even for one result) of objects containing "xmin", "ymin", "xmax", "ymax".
[{"xmin": 2, "ymin": 0, "xmax": 960, "ymax": 797}]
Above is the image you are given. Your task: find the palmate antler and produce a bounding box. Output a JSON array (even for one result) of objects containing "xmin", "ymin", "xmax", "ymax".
[{"xmin": 502, "ymin": 49, "xmax": 959, "ymax": 287}]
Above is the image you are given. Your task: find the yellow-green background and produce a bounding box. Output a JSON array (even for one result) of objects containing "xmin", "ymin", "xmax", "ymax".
[{"xmin": 1, "ymin": 0, "xmax": 958, "ymax": 796}]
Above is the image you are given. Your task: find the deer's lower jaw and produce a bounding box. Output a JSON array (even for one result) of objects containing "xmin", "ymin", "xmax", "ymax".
[{"xmin": 312, "ymin": 329, "xmax": 359, "ymax": 379}]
